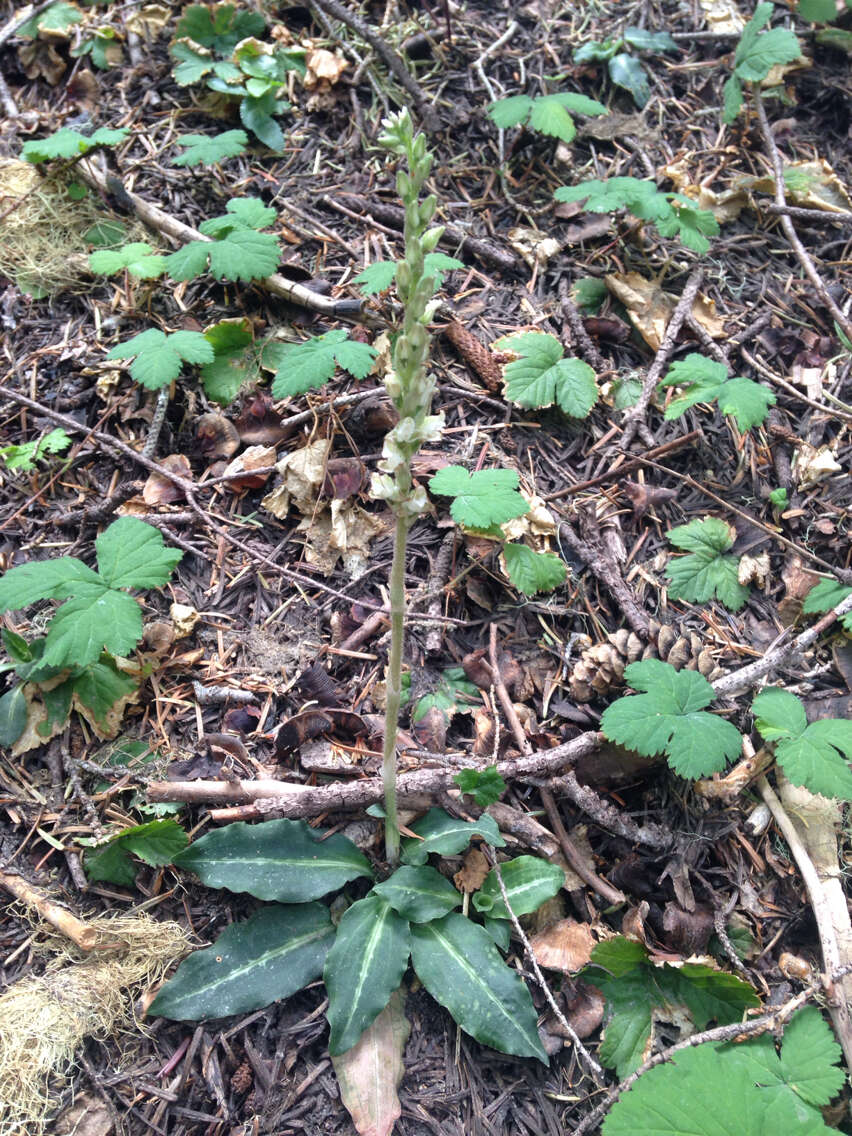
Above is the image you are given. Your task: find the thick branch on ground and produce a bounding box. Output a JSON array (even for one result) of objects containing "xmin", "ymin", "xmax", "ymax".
[
  {"xmin": 309, "ymin": 0, "xmax": 440, "ymax": 132},
  {"xmin": 753, "ymin": 91, "xmax": 852, "ymax": 345},
  {"xmin": 0, "ymin": 869, "xmax": 97, "ymax": 950},
  {"xmin": 147, "ymin": 731, "xmax": 604, "ymax": 817},
  {"xmin": 557, "ymin": 518, "xmax": 651, "ymax": 638},
  {"xmin": 620, "ymin": 268, "xmax": 704, "ymax": 450},
  {"xmin": 711, "ymin": 591, "xmax": 852, "ymax": 698},
  {"xmin": 76, "ymin": 159, "xmax": 366, "ymax": 321}
]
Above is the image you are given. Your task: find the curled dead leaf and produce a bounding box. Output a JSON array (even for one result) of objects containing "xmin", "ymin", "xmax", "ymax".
[
  {"xmin": 303, "ymin": 47, "xmax": 349, "ymax": 89},
  {"xmin": 196, "ymin": 412, "xmax": 240, "ymax": 459},
  {"xmin": 142, "ymin": 454, "xmax": 192, "ymax": 505},
  {"xmin": 221, "ymin": 444, "xmax": 277, "ymax": 491},
  {"xmin": 454, "ymin": 847, "xmax": 490, "ymax": 893},
  {"xmin": 530, "ymin": 919, "xmax": 596, "ymax": 973}
]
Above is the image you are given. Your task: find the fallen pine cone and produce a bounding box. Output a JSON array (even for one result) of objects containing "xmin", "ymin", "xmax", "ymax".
[{"xmin": 568, "ymin": 619, "xmax": 724, "ymax": 702}]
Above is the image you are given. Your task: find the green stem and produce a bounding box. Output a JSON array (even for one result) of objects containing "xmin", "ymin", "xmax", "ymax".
[{"xmin": 382, "ymin": 510, "xmax": 410, "ymax": 864}]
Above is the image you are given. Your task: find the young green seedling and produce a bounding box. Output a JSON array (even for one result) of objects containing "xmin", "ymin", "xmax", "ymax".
[
  {"xmin": 574, "ymin": 27, "xmax": 679, "ymax": 107},
  {"xmin": 487, "ymin": 90, "xmax": 608, "ymax": 144},
  {"xmin": 722, "ymin": 3, "xmax": 801, "ymax": 124},
  {"xmin": 658, "ymin": 353, "xmax": 776, "ymax": 430}
]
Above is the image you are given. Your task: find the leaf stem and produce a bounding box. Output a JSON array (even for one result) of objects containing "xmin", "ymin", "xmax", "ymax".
[{"xmin": 382, "ymin": 511, "xmax": 409, "ymax": 864}]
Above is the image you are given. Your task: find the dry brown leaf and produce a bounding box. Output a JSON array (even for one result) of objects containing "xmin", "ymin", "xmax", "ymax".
[
  {"xmin": 170, "ymin": 602, "xmax": 199, "ymax": 639},
  {"xmin": 454, "ymin": 847, "xmax": 490, "ymax": 893},
  {"xmin": 142, "ymin": 454, "xmax": 192, "ymax": 505},
  {"xmin": 530, "ymin": 919, "xmax": 596, "ymax": 973},
  {"xmin": 221, "ymin": 444, "xmax": 277, "ymax": 491},
  {"xmin": 699, "ymin": 0, "xmax": 745, "ymax": 33},
  {"xmin": 125, "ymin": 3, "xmax": 171, "ymax": 36},
  {"xmin": 262, "ymin": 438, "xmax": 331, "ymax": 517},
  {"xmin": 778, "ymin": 554, "xmax": 821, "ymax": 625},
  {"xmin": 18, "ymin": 40, "xmax": 67, "ymax": 84},
  {"xmin": 741, "ymin": 158, "xmax": 852, "ymax": 214},
  {"xmin": 303, "ymin": 47, "xmax": 349, "ymax": 89},
  {"xmin": 691, "ymin": 293, "xmax": 726, "ymax": 338},
  {"xmin": 507, "ymin": 227, "xmax": 563, "ymax": 269},
  {"xmin": 605, "ymin": 272, "xmax": 673, "ymax": 350},
  {"xmin": 331, "ymin": 988, "xmax": 410, "ymax": 1136},
  {"xmin": 54, "ymin": 1092, "xmax": 114, "ymax": 1136},
  {"xmin": 662, "ymin": 160, "xmax": 747, "ymax": 223},
  {"xmin": 294, "ymin": 500, "xmax": 386, "ymax": 578},
  {"xmin": 195, "ymin": 412, "xmax": 240, "ymax": 460},
  {"xmin": 793, "ymin": 442, "xmax": 842, "ymax": 489},
  {"xmin": 738, "ymin": 551, "xmax": 771, "ymax": 588}
]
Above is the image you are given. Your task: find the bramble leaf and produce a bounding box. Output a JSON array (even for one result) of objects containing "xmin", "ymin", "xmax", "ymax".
[
  {"xmin": 502, "ymin": 544, "xmax": 567, "ymax": 594},
  {"xmin": 498, "ymin": 332, "xmax": 599, "ymax": 417},
  {"xmin": 89, "ymin": 242, "xmax": 167, "ymax": 280},
  {"xmin": 752, "ymin": 687, "xmax": 852, "ymax": 799},
  {"xmin": 267, "ymin": 329, "xmax": 377, "ymax": 398},
  {"xmin": 200, "ymin": 197, "xmax": 277, "ymax": 235},
  {"xmin": 200, "ymin": 318, "xmax": 256, "ymax": 405},
  {"xmin": 453, "ymin": 765, "xmax": 506, "ymax": 807},
  {"xmin": 21, "ymin": 126, "xmax": 129, "ymax": 164},
  {"xmin": 0, "ymin": 519, "xmax": 181, "ymax": 669},
  {"xmin": 0, "ymin": 428, "xmax": 71, "ymax": 472},
  {"xmin": 660, "ymin": 353, "xmax": 776, "ymax": 429},
  {"xmin": 582, "ymin": 935, "xmax": 760, "ymax": 1079},
  {"xmin": 106, "ymin": 328, "xmax": 215, "ymax": 389},
  {"xmin": 428, "ymin": 466, "xmax": 529, "ymax": 529},
  {"xmin": 665, "ymin": 517, "xmax": 749, "ymax": 611},
  {"xmin": 655, "ymin": 195, "xmax": 720, "ymax": 253},
  {"xmin": 489, "ymin": 92, "xmax": 608, "ymax": 144},
  {"xmin": 603, "ymin": 1007, "xmax": 839, "ymax": 1135},
  {"xmin": 172, "ymin": 130, "xmax": 249, "ymax": 166},
  {"xmin": 601, "ymin": 659, "xmax": 742, "ymax": 779},
  {"xmin": 85, "ymin": 818, "xmax": 188, "ymax": 885},
  {"xmin": 170, "ymin": 229, "xmax": 281, "ymax": 282},
  {"xmin": 555, "ymin": 176, "xmax": 671, "ymax": 220},
  {"xmin": 802, "ymin": 579, "xmax": 852, "ymax": 632}
]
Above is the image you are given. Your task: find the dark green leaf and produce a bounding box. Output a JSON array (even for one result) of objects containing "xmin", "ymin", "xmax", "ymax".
[
  {"xmin": 173, "ymin": 818, "xmax": 373, "ymax": 900},
  {"xmin": 608, "ymin": 54, "xmax": 650, "ymax": 106},
  {"xmin": 401, "ymin": 808, "xmax": 505, "ymax": 866},
  {"xmin": 502, "ymin": 544, "xmax": 566, "ymax": 595},
  {"xmin": 665, "ymin": 517, "xmax": 749, "ymax": 611},
  {"xmin": 325, "ymin": 895, "xmax": 411, "ymax": 1054},
  {"xmin": 473, "ymin": 856, "xmax": 564, "ymax": 919},
  {"xmin": 372, "ymin": 866, "xmax": 461, "ymax": 923},
  {"xmin": 410, "ymin": 913, "xmax": 547, "ymax": 1061},
  {"xmin": 151, "ymin": 903, "xmax": 333, "ymax": 1020},
  {"xmin": 0, "ymin": 685, "xmax": 27, "ymax": 746},
  {"xmin": 623, "ymin": 27, "xmax": 678, "ymax": 53}
]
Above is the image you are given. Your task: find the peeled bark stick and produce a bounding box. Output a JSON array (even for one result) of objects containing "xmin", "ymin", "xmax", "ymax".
[
  {"xmin": 147, "ymin": 731, "xmax": 604, "ymax": 817},
  {"xmin": 75, "ymin": 159, "xmax": 367, "ymax": 321},
  {"xmin": 0, "ymin": 870, "xmax": 98, "ymax": 951}
]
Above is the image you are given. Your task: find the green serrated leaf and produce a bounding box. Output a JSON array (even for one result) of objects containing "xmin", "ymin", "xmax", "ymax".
[
  {"xmin": 656, "ymin": 196, "xmax": 720, "ymax": 253},
  {"xmin": 453, "ymin": 765, "xmax": 506, "ymax": 807},
  {"xmin": 106, "ymin": 328, "xmax": 215, "ymax": 389},
  {"xmin": 574, "ymin": 38, "xmax": 621, "ymax": 63},
  {"xmin": 73, "ymin": 658, "xmax": 138, "ymax": 729},
  {"xmin": 0, "ymin": 428, "xmax": 72, "ymax": 472},
  {"xmin": 89, "ymin": 242, "xmax": 167, "ymax": 280},
  {"xmin": 401, "ymin": 808, "xmax": 505, "ymax": 867},
  {"xmin": 428, "ymin": 466, "xmax": 529, "ymax": 530},
  {"xmin": 736, "ymin": 26, "xmax": 802, "ymax": 81},
  {"xmin": 413, "ymin": 666, "xmax": 479, "ymax": 724},
  {"xmin": 21, "ymin": 126, "xmax": 129, "ymax": 164},
  {"xmin": 472, "ymin": 856, "xmax": 564, "ymax": 919},
  {"xmin": 96, "ymin": 516, "xmax": 183, "ymax": 589},
  {"xmin": 325, "ymin": 895, "xmax": 411, "ymax": 1054},
  {"xmin": 200, "ymin": 197, "xmax": 277, "ymax": 235},
  {"xmin": 722, "ymin": 74, "xmax": 744, "ymax": 123},
  {"xmin": 572, "ymin": 277, "xmax": 609, "ymax": 312},
  {"xmin": 601, "ymin": 659, "xmax": 742, "ymax": 779},
  {"xmin": 802, "ymin": 578, "xmax": 852, "ymax": 634},
  {"xmin": 603, "ymin": 1009, "xmax": 838, "ymax": 1135},
  {"xmin": 499, "ymin": 332, "xmax": 598, "ymax": 417},
  {"xmin": 487, "ymin": 94, "xmax": 534, "ymax": 129},
  {"xmin": 175, "ymin": 3, "xmax": 265, "ymax": 53},
  {"xmin": 85, "ymin": 818, "xmax": 187, "ymax": 885},
  {"xmin": 410, "ymin": 913, "xmax": 547, "ymax": 1061},
  {"xmin": 200, "ymin": 318, "xmax": 255, "ymax": 405},
  {"xmin": 661, "ymin": 353, "xmax": 775, "ymax": 429},
  {"xmin": 665, "ymin": 517, "xmax": 750, "ymax": 611},
  {"xmin": 240, "ymin": 90, "xmax": 288, "ymax": 149},
  {"xmin": 582, "ymin": 935, "xmax": 760, "ymax": 1079},
  {"xmin": 151, "ymin": 903, "xmax": 333, "ymax": 1021},
  {"xmin": 18, "ymin": 1, "xmax": 82, "ymax": 37},
  {"xmin": 502, "ymin": 544, "xmax": 566, "ymax": 595},
  {"xmin": 172, "ymin": 130, "xmax": 249, "ymax": 167},
  {"xmin": 173, "ymin": 818, "xmax": 373, "ymax": 900},
  {"xmin": 555, "ymin": 176, "xmax": 670, "ymax": 220},
  {"xmin": 353, "ymin": 261, "xmax": 398, "ymax": 295},
  {"xmin": 268, "ymin": 330, "xmax": 377, "ymax": 398},
  {"xmin": 753, "ymin": 688, "xmax": 852, "ymax": 798}
]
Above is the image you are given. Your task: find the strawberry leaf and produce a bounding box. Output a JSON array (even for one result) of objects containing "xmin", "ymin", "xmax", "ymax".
[
  {"xmin": 655, "ymin": 195, "xmax": 720, "ymax": 253},
  {"xmin": 428, "ymin": 466, "xmax": 530, "ymax": 529},
  {"xmin": 172, "ymin": 130, "xmax": 249, "ymax": 166},
  {"xmin": 106, "ymin": 329, "xmax": 215, "ymax": 389},
  {"xmin": 502, "ymin": 544, "xmax": 566, "ymax": 594},
  {"xmin": 353, "ymin": 260, "xmax": 398, "ymax": 295},
  {"xmin": 499, "ymin": 332, "xmax": 598, "ymax": 417},
  {"xmin": 489, "ymin": 91, "xmax": 607, "ymax": 143},
  {"xmin": 555, "ymin": 176, "xmax": 671, "ymax": 220},
  {"xmin": 665, "ymin": 517, "xmax": 749, "ymax": 611},
  {"xmin": 95, "ymin": 516, "xmax": 183, "ymax": 589},
  {"xmin": 200, "ymin": 197, "xmax": 277, "ymax": 235},
  {"xmin": 89, "ymin": 242, "xmax": 167, "ymax": 280},
  {"xmin": 601, "ymin": 659, "xmax": 742, "ymax": 779},
  {"xmin": 660, "ymin": 353, "xmax": 776, "ymax": 429},
  {"xmin": 752, "ymin": 687, "xmax": 852, "ymax": 799},
  {"xmin": 21, "ymin": 126, "xmax": 129, "ymax": 164},
  {"xmin": 268, "ymin": 329, "xmax": 377, "ymax": 397},
  {"xmin": 802, "ymin": 579, "xmax": 852, "ymax": 632}
]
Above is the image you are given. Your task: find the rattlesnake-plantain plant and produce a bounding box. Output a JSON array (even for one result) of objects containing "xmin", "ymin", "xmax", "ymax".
[{"xmin": 370, "ymin": 109, "xmax": 445, "ymax": 863}]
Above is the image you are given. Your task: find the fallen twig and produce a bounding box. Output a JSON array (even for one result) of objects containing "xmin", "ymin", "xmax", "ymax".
[{"xmin": 0, "ymin": 870, "xmax": 97, "ymax": 951}]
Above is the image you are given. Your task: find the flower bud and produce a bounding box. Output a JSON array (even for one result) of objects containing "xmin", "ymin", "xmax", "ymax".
[{"xmin": 421, "ymin": 225, "xmax": 444, "ymax": 253}]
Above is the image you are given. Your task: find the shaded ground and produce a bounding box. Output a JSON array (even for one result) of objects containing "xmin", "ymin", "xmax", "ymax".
[{"xmin": 1, "ymin": 0, "xmax": 852, "ymax": 1133}]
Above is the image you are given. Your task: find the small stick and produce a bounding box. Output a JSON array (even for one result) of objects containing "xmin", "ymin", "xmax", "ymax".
[
  {"xmin": 538, "ymin": 788, "xmax": 626, "ymax": 907},
  {"xmin": 483, "ymin": 847, "xmax": 606, "ymax": 1082},
  {"xmin": 0, "ymin": 870, "xmax": 98, "ymax": 950},
  {"xmin": 544, "ymin": 430, "xmax": 702, "ymax": 500}
]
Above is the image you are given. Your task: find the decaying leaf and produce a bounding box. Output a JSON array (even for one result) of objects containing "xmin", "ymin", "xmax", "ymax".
[
  {"xmin": 606, "ymin": 273, "xmax": 673, "ymax": 351},
  {"xmin": 303, "ymin": 47, "xmax": 349, "ymax": 89},
  {"xmin": 663, "ymin": 160, "xmax": 748, "ymax": 223},
  {"xmin": 221, "ymin": 444, "xmax": 277, "ymax": 491},
  {"xmin": 170, "ymin": 603, "xmax": 199, "ymax": 639},
  {"xmin": 142, "ymin": 454, "xmax": 192, "ymax": 505},
  {"xmin": 18, "ymin": 41, "xmax": 67, "ymax": 84},
  {"xmin": 331, "ymin": 988, "xmax": 410, "ymax": 1136},
  {"xmin": 454, "ymin": 847, "xmax": 490, "ymax": 893},
  {"xmin": 195, "ymin": 412, "xmax": 240, "ymax": 460},
  {"xmin": 793, "ymin": 443, "xmax": 842, "ymax": 489},
  {"xmin": 125, "ymin": 4, "xmax": 171, "ymax": 37},
  {"xmin": 740, "ymin": 159, "xmax": 852, "ymax": 214},
  {"xmin": 737, "ymin": 551, "xmax": 771, "ymax": 588},
  {"xmin": 699, "ymin": 0, "xmax": 745, "ymax": 34},
  {"xmin": 530, "ymin": 919, "xmax": 597, "ymax": 973},
  {"xmin": 507, "ymin": 227, "xmax": 564, "ymax": 269},
  {"xmin": 262, "ymin": 438, "xmax": 331, "ymax": 516}
]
